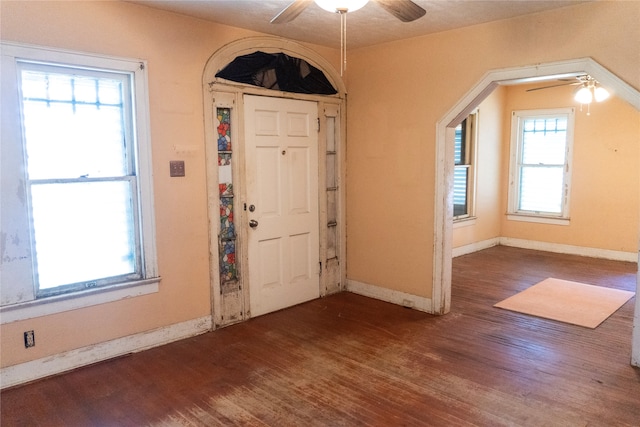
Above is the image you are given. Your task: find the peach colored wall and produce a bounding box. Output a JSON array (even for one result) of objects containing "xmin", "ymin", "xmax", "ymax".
[
  {"xmin": 499, "ymin": 83, "xmax": 640, "ymax": 252},
  {"xmin": 0, "ymin": 1, "xmax": 339, "ymax": 367},
  {"xmin": 347, "ymin": 1, "xmax": 640, "ymax": 297},
  {"xmin": 452, "ymin": 87, "xmax": 505, "ymax": 249}
]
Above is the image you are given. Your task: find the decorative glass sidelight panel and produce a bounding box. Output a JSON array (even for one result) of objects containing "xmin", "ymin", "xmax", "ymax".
[
  {"xmin": 219, "ymin": 153, "xmax": 233, "ymax": 196},
  {"xmin": 327, "ymin": 225, "xmax": 337, "ymax": 259},
  {"xmin": 326, "ymin": 152, "xmax": 336, "ymax": 189},
  {"xmin": 217, "ymin": 108, "xmax": 231, "ymax": 151},
  {"xmin": 327, "ymin": 190, "xmax": 337, "ymax": 224},
  {"xmin": 326, "ymin": 115, "xmax": 339, "ymax": 261},
  {"xmin": 219, "ymin": 240, "xmax": 237, "ymax": 283},
  {"xmin": 216, "ymin": 107, "xmax": 237, "ymax": 284},
  {"xmin": 220, "ymin": 196, "xmax": 235, "ymax": 240},
  {"xmin": 326, "ymin": 116, "xmax": 336, "ymax": 152}
]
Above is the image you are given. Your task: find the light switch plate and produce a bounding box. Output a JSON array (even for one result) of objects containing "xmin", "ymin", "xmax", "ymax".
[{"xmin": 170, "ymin": 160, "xmax": 185, "ymax": 177}]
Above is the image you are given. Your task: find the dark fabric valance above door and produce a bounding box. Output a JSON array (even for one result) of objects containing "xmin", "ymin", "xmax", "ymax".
[{"xmin": 215, "ymin": 51, "xmax": 338, "ymax": 95}]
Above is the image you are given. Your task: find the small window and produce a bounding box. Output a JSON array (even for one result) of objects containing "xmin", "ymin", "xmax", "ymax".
[
  {"xmin": 453, "ymin": 112, "xmax": 477, "ymax": 220},
  {"xmin": 508, "ymin": 108, "xmax": 575, "ymax": 222},
  {"xmin": 1, "ymin": 43, "xmax": 158, "ymax": 317}
]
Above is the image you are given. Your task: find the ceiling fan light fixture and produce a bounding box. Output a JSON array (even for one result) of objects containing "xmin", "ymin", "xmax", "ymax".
[
  {"xmin": 315, "ymin": 0, "xmax": 369, "ymax": 13},
  {"xmin": 574, "ymin": 85, "xmax": 593, "ymax": 104},
  {"xmin": 594, "ymin": 86, "xmax": 610, "ymax": 102}
]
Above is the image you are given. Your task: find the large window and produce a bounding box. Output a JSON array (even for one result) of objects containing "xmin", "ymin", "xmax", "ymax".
[
  {"xmin": 453, "ymin": 112, "xmax": 477, "ymax": 220},
  {"xmin": 21, "ymin": 64, "xmax": 142, "ymax": 295},
  {"xmin": 1, "ymin": 43, "xmax": 158, "ymax": 320},
  {"xmin": 508, "ymin": 108, "xmax": 575, "ymax": 223}
]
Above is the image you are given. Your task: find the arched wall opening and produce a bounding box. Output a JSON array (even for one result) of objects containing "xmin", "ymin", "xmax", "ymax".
[{"xmin": 433, "ymin": 57, "xmax": 640, "ymax": 365}]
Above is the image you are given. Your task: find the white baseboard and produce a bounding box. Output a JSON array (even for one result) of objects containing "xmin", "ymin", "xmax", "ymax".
[
  {"xmin": 452, "ymin": 237, "xmax": 637, "ymax": 263},
  {"xmin": 1, "ymin": 315, "xmax": 212, "ymax": 390},
  {"xmin": 499, "ymin": 237, "xmax": 638, "ymax": 263},
  {"xmin": 452, "ymin": 238, "xmax": 500, "ymax": 258},
  {"xmin": 346, "ymin": 279, "xmax": 434, "ymax": 314}
]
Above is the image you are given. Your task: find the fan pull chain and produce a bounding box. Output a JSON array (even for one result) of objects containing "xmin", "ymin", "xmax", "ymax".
[
  {"xmin": 579, "ymin": 102, "xmax": 592, "ymax": 116},
  {"xmin": 339, "ymin": 8, "xmax": 347, "ymax": 76}
]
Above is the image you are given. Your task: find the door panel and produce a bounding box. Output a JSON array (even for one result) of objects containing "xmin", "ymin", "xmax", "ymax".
[
  {"xmin": 256, "ymin": 147, "xmax": 281, "ymax": 216},
  {"xmin": 290, "ymin": 232, "xmax": 311, "ymax": 282},
  {"xmin": 288, "ymin": 146, "xmax": 311, "ymax": 214},
  {"xmin": 258, "ymin": 238, "xmax": 282, "ymax": 288},
  {"xmin": 244, "ymin": 95, "xmax": 319, "ymax": 317}
]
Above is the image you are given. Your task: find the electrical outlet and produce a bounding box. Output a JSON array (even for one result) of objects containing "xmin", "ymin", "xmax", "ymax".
[{"xmin": 24, "ymin": 330, "xmax": 35, "ymax": 348}]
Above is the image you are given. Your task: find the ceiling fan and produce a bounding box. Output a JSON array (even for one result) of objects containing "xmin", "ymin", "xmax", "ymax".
[
  {"xmin": 271, "ymin": 0, "xmax": 426, "ymax": 75},
  {"xmin": 525, "ymin": 75, "xmax": 587, "ymax": 93},
  {"xmin": 526, "ymin": 74, "xmax": 610, "ymax": 115},
  {"xmin": 270, "ymin": 0, "xmax": 426, "ymax": 24}
]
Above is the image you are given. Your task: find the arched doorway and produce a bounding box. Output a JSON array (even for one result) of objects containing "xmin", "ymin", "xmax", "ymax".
[
  {"xmin": 432, "ymin": 57, "xmax": 640, "ymax": 364},
  {"xmin": 202, "ymin": 37, "xmax": 347, "ymax": 327}
]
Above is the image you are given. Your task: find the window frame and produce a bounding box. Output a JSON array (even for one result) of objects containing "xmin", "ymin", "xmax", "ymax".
[
  {"xmin": 0, "ymin": 42, "xmax": 159, "ymax": 323},
  {"xmin": 453, "ymin": 111, "xmax": 478, "ymax": 222},
  {"xmin": 507, "ymin": 108, "xmax": 575, "ymax": 225}
]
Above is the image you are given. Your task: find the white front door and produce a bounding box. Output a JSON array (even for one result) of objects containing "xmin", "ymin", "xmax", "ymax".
[{"xmin": 244, "ymin": 95, "xmax": 320, "ymax": 317}]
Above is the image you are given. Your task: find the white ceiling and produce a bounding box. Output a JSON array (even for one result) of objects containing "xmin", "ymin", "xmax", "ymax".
[{"xmin": 129, "ymin": 0, "xmax": 589, "ymax": 50}]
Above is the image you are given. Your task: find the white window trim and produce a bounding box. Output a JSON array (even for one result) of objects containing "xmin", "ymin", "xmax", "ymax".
[
  {"xmin": 506, "ymin": 213, "xmax": 570, "ymax": 226},
  {"xmin": 453, "ymin": 111, "xmax": 478, "ymax": 222},
  {"xmin": 507, "ymin": 108, "xmax": 575, "ymax": 225},
  {"xmin": 0, "ymin": 279, "xmax": 159, "ymax": 324},
  {"xmin": 453, "ymin": 217, "xmax": 477, "ymax": 228},
  {"xmin": 0, "ymin": 42, "xmax": 159, "ymax": 324}
]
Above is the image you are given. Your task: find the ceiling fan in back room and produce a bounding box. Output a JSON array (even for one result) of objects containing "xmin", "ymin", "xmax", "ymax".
[
  {"xmin": 271, "ymin": 0, "xmax": 427, "ymax": 75},
  {"xmin": 527, "ymin": 75, "xmax": 610, "ymax": 115}
]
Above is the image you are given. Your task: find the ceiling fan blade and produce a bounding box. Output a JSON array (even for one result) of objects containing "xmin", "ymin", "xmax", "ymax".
[
  {"xmin": 526, "ymin": 82, "xmax": 581, "ymax": 92},
  {"xmin": 375, "ymin": 0, "xmax": 426, "ymax": 22},
  {"xmin": 271, "ymin": 0, "xmax": 313, "ymax": 24}
]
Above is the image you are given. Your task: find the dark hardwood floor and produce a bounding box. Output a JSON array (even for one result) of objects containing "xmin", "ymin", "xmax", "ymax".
[{"xmin": 2, "ymin": 246, "xmax": 639, "ymax": 426}]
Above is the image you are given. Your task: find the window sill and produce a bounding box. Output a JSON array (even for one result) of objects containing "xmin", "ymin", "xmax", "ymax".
[
  {"xmin": 507, "ymin": 213, "xmax": 570, "ymax": 226},
  {"xmin": 453, "ymin": 217, "xmax": 477, "ymax": 228},
  {"xmin": 0, "ymin": 277, "xmax": 160, "ymax": 324}
]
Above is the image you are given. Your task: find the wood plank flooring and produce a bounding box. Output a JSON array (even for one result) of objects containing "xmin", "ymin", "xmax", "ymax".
[{"xmin": 2, "ymin": 246, "xmax": 639, "ymax": 426}]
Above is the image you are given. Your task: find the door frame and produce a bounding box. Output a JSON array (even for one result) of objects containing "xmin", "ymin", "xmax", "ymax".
[
  {"xmin": 433, "ymin": 57, "xmax": 640, "ymax": 364},
  {"xmin": 202, "ymin": 37, "xmax": 347, "ymax": 327}
]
